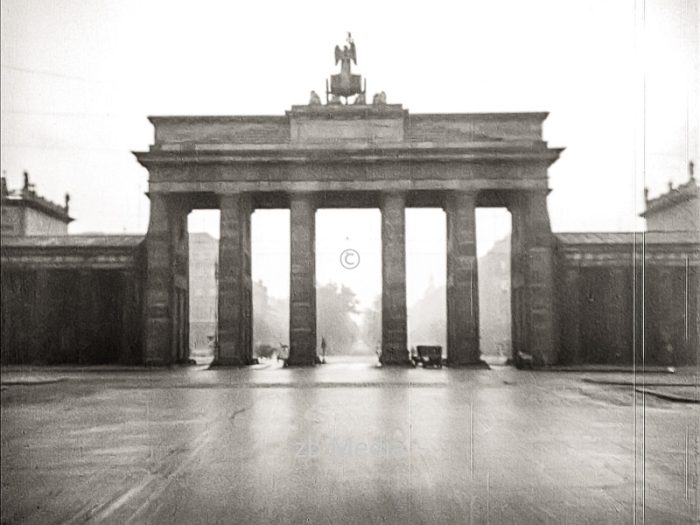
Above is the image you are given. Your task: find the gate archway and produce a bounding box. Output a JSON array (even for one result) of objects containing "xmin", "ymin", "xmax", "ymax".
[{"xmin": 135, "ymin": 102, "xmax": 562, "ymax": 367}]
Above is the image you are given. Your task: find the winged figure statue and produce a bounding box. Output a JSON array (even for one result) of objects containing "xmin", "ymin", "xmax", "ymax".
[
  {"xmin": 327, "ymin": 32, "xmax": 364, "ymax": 101},
  {"xmin": 334, "ymin": 32, "xmax": 357, "ymax": 77}
]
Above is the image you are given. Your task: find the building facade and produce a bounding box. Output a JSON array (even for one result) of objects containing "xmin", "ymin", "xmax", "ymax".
[
  {"xmin": 1, "ymin": 172, "xmax": 72, "ymax": 237},
  {"xmin": 556, "ymin": 231, "xmax": 699, "ymax": 366},
  {"xmin": 1, "ymin": 172, "xmax": 146, "ymax": 365},
  {"xmin": 641, "ymin": 165, "xmax": 699, "ymax": 232},
  {"xmin": 1, "ymin": 235, "xmax": 144, "ymax": 364}
]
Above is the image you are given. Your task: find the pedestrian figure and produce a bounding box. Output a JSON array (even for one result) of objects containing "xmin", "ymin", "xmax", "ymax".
[
  {"xmin": 278, "ymin": 343, "xmax": 289, "ymax": 367},
  {"xmin": 321, "ymin": 337, "xmax": 327, "ymax": 364},
  {"xmin": 659, "ymin": 327, "xmax": 675, "ymax": 372}
]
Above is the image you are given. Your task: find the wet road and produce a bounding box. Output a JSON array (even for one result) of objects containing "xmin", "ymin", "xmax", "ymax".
[{"xmin": 1, "ymin": 360, "xmax": 698, "ymax": 524}]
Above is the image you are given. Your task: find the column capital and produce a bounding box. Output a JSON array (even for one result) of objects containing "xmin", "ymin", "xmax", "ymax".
[
  {"xmin": 444, "ymin": 190, "xmax": 478, "ymax": 210},
  {"xmin": 218, "ymin": 190, "xmax": 249, "ymax": 200},
  {"xmin": 380, "ymin": 189, "xmax": 407, "ymax": 197},
  {"xmin": 219, "ymin": 192, "xmax": 253, "ymax": 215},
  {"xmin": 380, "ymin": 191, "xmax": 406, "ymax": 206},
  {"xmin": 288, "ymin": 191, "xmax": 318, "ymax": 209}
]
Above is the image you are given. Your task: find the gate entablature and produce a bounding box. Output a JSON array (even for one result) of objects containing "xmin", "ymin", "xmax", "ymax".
[{"xmin": 136, "ymin": 108, "xmax": 562, "ymax": 198}]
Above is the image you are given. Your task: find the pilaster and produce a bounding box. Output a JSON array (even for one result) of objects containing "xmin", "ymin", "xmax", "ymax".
[{"xmin": 144, "ymin": 193, "xmax": 175, "ymax": 366}]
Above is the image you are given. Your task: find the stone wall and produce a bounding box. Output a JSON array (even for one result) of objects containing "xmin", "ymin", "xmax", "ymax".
[
  {"xmin": 0, "ymin": 236, "xmax": 144, "ymax": 365},
  {"xmin": 1, "ymin": 268, "xmax": 143, "ymax": 364},
  {"xmin": 556, "ymin": 233, "xmax": 700, "ymax": 366}
]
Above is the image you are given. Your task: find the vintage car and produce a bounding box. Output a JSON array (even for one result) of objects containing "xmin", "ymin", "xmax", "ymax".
[{"xmin": 412, "ymin": 346, "xmax": 443, "ymax": 368}]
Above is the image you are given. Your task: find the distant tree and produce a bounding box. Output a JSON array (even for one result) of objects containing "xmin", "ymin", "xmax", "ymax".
[
  {"xmin": 255, "ymin": 343, "xmax": 276, "ymax": 359},
  {"xmin": 408, "ymin": 283, "xmax": 446, "ymax": 349},
  {"xmin": 361, "ymin": 294, "xmax": 381, "ymax": 352},
  {"xmin": 253, "ymin": 280, "xmax": 288, "ymax": 353},
  {"xmin": 316, "ymin": 283, "xmax": 360, "ymax": 354}
]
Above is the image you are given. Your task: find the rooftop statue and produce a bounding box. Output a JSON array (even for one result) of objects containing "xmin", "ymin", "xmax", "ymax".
[
  {"xmin": 372, "ymin": 91, "xmax": 387, "ymax": 105},
  {"xmin": 335, "ymin": 33, "xmax": 357, "ymax": 78},
  {"xmin": 308, "ymin": 90, "xmax": 322, "ymax": 106},
  {"xmin": 326, "ymin": 32, "xmax": 366, "ymax": 104}
]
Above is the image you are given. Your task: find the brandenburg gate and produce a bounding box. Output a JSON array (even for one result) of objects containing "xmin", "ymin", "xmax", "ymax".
[{"xmin": 135, "ymin": 38, "xmax": 563, "ymax": 367}]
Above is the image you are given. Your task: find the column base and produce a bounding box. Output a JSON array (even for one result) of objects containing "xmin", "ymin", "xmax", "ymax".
[
  {"xmin": 446, "ymin": 359, "xmax": 490, "ymax": 369},
  {"xmin": 380, "ymin": 349, "xmax": 412, "ymax": 366},
  {"xmin": 175, "ymin": 358, "xmax": 198, "ymax": 366},
  {"xmin": 379, "ymin": 359, "xmax": 414, "ymax": 367},
  {"xmin": 144, "ymin": 358, "xmax": 170, "ymax": 367},
  {"xmin": 286, "ymin": 356, "xmax": 317, "ymax": 367},
  {"xmin": 507, "ymin": 354, "xmax": 554, "ymax": 369},
  {"xmin": 210, "ymin": 357, "xmax": 254, "ymax": 367}
]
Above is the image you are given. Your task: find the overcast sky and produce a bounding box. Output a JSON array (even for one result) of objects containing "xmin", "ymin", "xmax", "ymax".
[{"xmin": 1, "ymin": 0, "xmax": 698, "ymax": 303}]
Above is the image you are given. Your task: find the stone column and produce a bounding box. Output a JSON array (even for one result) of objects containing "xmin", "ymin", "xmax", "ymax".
[
  {"xmin": 510, "ymin": 191, "xmax": 558, "ymax": 366},
  {"xmin": 445, "ymin": 191, "xmax": 481, "ymax": 366},
  {"xmin": 144, "ymin": 193, "xmax": 175, "ymax": 366},
  {"xmin": 381, "ymin": 192, "xmax": 408, "ymax": 364},
  {"xmin": 170, "ymin": 200, "xmax": 190, "ymax": 364},
  {"xmin": 214, "ymin": 193, "xmax": 253, "ymax": 366},
  {"xmin": 509, "ymin": 202, "xmax": 527, "ymax": 363},
  {"xmin": 288, "ymin": 193, "xmax": 317, "ymax": 366}
]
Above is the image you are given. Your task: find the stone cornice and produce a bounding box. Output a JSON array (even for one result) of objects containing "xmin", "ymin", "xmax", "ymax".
[
  {"xmin": 556, "ymin": 231, "xmax": 700, "ymax": 267},
  {"xmin": 0, "ymin": 253, "xmax": 137, "ymax": 270},
  {"xmin": 559, "ymin": 251, "xmax": 700, "ymax": 267},
  {"xmin": 1, "ymin": 236, "xmax": 143, "ymax": 269},
  {"xmin": 134, "ymin": 146, "xmax": 563, "ymax": 167}
]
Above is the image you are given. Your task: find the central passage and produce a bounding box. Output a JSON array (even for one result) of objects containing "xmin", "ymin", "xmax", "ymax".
[{"xmin": 315, "ymin": 209, "xmax": 381, "ymax": 361}]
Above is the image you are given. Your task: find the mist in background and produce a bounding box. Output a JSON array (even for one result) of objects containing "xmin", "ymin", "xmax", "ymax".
[{"xmin": 3, "ymin": 0, "xmax": 697, "ymax": 343}]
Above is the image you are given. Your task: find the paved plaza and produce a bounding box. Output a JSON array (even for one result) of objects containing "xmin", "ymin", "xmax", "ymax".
[{"xmin": 1, "ymin": 360, "xmax": 698, "ymax": 524}]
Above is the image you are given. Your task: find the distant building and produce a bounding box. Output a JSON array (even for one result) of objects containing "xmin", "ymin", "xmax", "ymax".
[
  {"xmin": 189, "ymin": 232, "xmax": 218, "ymax": 349},
  {"xmin": 478, "ymin": 237, "xmax": 511, "ymax": 357},
  {"xmin": 641, "ymin": 162, "xmax": 699, "ymax": 232},
  {"xmin": 1, "ymin": 171, "xmax": 73, "ymax": 237}
]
